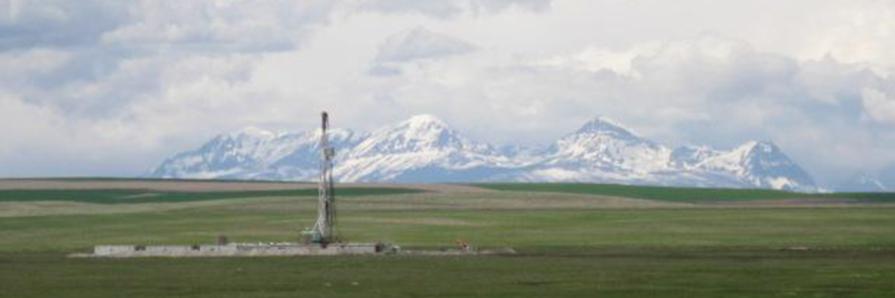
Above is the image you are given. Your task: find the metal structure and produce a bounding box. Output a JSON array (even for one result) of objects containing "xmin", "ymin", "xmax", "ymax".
[{"xmin": 305, "ymin": 111, "xmax": 336, "ymax": 244}]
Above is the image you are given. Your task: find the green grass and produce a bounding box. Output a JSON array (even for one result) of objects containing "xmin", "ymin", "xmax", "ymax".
[
  {"xmin": 3, "ymin": 208, "xmax": 895, "ymax": 252},
  {"xmin": 817, "ymin": 191, "xmax": 895, "ymax": 202},
  {"xmin": 0, "ymin": 187, "xmax": 424, "ymax": 204},
  {"xmin": 2, "ymin": 207, "xmax": 895, "ymax": 297},
  {"xmin": 4, "ymin": 250, "xmax": 895, "ymax": 298},
  {"xmin": 477, "ymin": 182, "xmax": 895, "ymax": 203},
  {"xmin": 3, "ymin": 181, "xmax": 895, "ymax": 297}
]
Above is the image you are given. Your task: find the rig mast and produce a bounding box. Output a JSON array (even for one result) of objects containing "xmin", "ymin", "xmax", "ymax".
[{"xmin": 307, "ymin": 111, "xmax": 336, "ymax": 244}]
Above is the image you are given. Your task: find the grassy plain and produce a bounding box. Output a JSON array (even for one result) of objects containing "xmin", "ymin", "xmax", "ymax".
[
  {"xmin": 478, "ymin": 182, "xmax": 895, "ymax": 203},
  {"xmin": 0, "ymin": 187, "xmax": 422, "ymax": 204},
  {"xmin": 1, "ymin": 179, "xmax": 894, "ymax": 297}
]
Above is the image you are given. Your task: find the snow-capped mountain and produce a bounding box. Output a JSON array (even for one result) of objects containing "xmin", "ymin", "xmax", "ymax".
[
  {"xmin": 150, "ymin": 127, "xmax": 366, "ymax": 180},
  {"xmin": 149, "ymin": 115, "xmax": 818, "ymax": 191},
  {"xmin": 518, "ymin": 117, "xmax": 672, "ymax": 182},
  {"xmin": 335, "ymin": 115, "xmax": 514, "ymax": 182},
  {"xmin": 681, "ymin": 141, "xmax": 816, "ymax": 191},
  {"xmin": 502, "ymin": 118, "xmax": 815, "ymax": 191}
]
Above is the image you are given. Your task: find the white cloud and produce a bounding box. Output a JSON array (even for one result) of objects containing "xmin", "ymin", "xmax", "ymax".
[
  {"xmin": 0, "ymin": 48, "xmax": 71, "ymax": 84},
  {"xmin": 353, "ymin": 0, "xmax": 551, "ymax": 18},
  {"xmin": 534, "ymin": 43, "xmax": 658, "ymax": 78},
  {"xmin": 862, "ymin": 88, "xmax": 895, "ymax": 124},
  {"xmin": 2, "ymin": 0, "xmax": 895, "ymax": 187},
  {"xmin": 794, "ymin": 2, "xmax": 895, "ymax": 74},
  {"xmin": 0, "ymin": 93, "xmax": 163, "ymax": 176}
]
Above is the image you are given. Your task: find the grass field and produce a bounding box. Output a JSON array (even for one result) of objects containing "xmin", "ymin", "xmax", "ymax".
[
  {"xmin": 1, "ymin": 179, "xmax": 894, "ymax": 297},
  {"xmin": 0, "ymin": 187, "xmax": 423, "ymax": 204},
  {"xmin": 477, "ymin": 182, "xmax": 895, "ymax": 203}
]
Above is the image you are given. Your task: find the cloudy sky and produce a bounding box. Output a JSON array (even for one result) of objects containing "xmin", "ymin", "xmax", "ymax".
[{"xmin": 2, "ymin": 0, "xmax": 895, "ymax": 186}]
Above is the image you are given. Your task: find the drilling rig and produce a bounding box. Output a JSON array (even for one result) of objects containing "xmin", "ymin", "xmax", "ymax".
[{"xmin": 303, "ymin": 111, "xmax": 336, "ymax": 245}]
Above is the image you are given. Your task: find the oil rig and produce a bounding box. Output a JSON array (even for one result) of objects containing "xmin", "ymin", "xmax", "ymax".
[
  {"xmin": 304, "ymin": 111, "xmax": 337, "ymax": 245},
  {"xmin": 86, "ymin": 111, "xmax": 394, "ymax": 257}
]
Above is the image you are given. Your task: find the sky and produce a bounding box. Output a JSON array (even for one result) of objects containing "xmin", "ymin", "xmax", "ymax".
[{"xmin": 2, "ymin": 0, "xmax": 895, "ymax": 187}]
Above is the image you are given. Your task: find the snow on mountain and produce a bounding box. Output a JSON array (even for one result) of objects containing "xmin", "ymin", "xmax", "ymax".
[
  {"xmin": 547, "ymin": 117, "xmax": 671, "ymax": 172},
  {"xmin": 336, "ymin": 115, "xmax": 513, "ymax": 182},
  {"xmin": 149, "ymin": 115, "xmax": 818, "ymax": 191},
  {"xmin": 670, "ymin": 145, "xmax": 722, "ymax": 168},
  {"xmin": 515, "ymin": 117, "xmax": 671, "ymax": 183},
  {"xmin": 150, "ymin": 127, "xmax": 365, "ymax": 180},
  {"xmin": 685, "ymin": 141, "xmax": 816, "ymax": 191},
  {"xmin": 504, "ymin": 117, "xmax": 815, "ymax": 191},
  {"xmin": 497, "ymin": 144, "xmax": 545, "ymax": 164}
]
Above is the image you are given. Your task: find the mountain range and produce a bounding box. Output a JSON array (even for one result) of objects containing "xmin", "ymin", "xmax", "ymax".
[
  {"xmin": 836, "ymin": 167, "xmax": 895, "ymax": 192},
  {"xmin": 149, "ymin": 115, "xmax": 818, "ymax": 192}
]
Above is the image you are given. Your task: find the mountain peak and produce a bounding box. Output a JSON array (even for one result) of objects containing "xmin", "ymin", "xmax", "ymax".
[
  {"xmin": 736, "ymin": 140, "xmax": 779, "ymax": 155},
  {"xmin": 403, "ymin": 114, "xmax": 449, "ymax": 128},
  {"xmin": 392, "ymin": 114, "xmax": 457, "ymax": 144},
  {"xmin": 715, "ymin": 140, "xmax": 816, "ymax": 191},
  {"xmin": 575, "ymin": 116, "xmax": 638, "ymax": 138},
  {"xmin": 228, "ymin": 126, "xmax": 276, "ymax": 139},
  {"xmin": 345, "ymin": 114, "xmax": 474, "ymax": 158}
]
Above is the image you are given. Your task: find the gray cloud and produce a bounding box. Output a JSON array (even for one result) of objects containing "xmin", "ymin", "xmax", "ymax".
[
  {"xmin": 369, "ymin": 27, "xmax": 476, "ymax": 76},
  {"xmin": 0, "ymin": 0, "xmax": 336, "ymax": 52},
  {"xmin": 99, "ymin": 1, "xmax": 336, "ymax": 52},
  {"xmin": 1, "ymin": 0, "xmax": 337, "ymax": 117},
  {"xmin": 0, "ymin": 1, "xmax": 129, "ymax": 50}
]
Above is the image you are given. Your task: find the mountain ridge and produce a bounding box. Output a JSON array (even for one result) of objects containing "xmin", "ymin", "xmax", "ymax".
[{"xmin": 149, "ymin": 115, "xmax": 818, "ymax": 191}]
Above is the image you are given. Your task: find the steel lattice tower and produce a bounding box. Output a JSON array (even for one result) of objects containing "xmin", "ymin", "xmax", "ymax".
[{"xmin": 308, "ymin": 111, "xmax": 336, "ymax": 244}]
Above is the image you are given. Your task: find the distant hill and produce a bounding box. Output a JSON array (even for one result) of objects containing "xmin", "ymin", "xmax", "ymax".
[{"xmin": 149, "ymin": 115, "xmax": 817, "ymax": 191}]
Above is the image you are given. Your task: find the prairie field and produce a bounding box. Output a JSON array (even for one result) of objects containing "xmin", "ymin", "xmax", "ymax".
[{"xmin": 1, "ymin": 179, "xmax": 894, "ymax": 297}]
